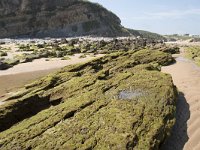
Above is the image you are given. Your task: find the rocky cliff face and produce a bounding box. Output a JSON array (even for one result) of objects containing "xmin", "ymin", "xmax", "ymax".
[{"xmin": 0, "ymin": 0, "xmax": 130, "ymax": 38}]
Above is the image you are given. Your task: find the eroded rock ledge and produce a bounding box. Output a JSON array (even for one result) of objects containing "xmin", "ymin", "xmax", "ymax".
[{"xmin": 0, "ymin": 48, "xmax": 177, "ymax": 149}]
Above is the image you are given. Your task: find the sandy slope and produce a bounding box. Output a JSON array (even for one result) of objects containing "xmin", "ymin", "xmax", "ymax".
[{"xmin": 161, "ymin": 49, "xmax": 200, "ymax": 150}]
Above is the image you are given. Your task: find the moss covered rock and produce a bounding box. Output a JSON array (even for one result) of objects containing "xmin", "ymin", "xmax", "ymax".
[
  {"xmin": 0, "ymin": 49, "xmax": 177, "ymax": 150},
  {"xmin": 0, "ymin": 51, "xmax": 7, "ymax": 56},
  {"xmin": 185, "ymin": 46, "xmax": 200, "ymax": 66}
]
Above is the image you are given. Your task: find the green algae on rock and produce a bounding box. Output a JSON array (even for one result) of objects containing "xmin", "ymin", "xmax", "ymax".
[
  {"xmin": 185, "ymin": 46, "xmax": 200, "ymax": 66},
  {"xmin": 0, "ymin": 49, "xmax": 177, "ymax": 150}
]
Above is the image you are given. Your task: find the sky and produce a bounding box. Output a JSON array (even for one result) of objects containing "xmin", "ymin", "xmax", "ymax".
[{"xmin": 89, "ymin": 0, "xmax": 200, "ymax": 35}]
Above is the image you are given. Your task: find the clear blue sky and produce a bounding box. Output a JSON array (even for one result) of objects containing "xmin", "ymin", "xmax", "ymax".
[{"xmin": 89, "ymin": 0, "xmax": 200, "ymax": 35}]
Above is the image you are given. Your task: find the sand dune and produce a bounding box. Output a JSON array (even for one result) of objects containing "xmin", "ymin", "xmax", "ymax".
[{"xmin": 161, "ymin": 49, "xmax": 200, "ymax": 150}]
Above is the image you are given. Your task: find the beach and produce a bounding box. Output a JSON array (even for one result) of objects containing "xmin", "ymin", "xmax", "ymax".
[
  {"xmin": 0, "ymin": 54, "xmax": 104, "ymax": 98},
  {"xmin": 161, "ymin": 48, "xmax": 200, "ymax": 149}
]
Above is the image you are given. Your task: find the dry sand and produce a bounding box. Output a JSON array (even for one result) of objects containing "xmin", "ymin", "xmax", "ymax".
[
  {"xmin": 0, "ymin": 54, "xmax": 104, "ymax": 98},
  {"xmin": 161, "ymin": 49, "xmax": 200, "ymax": 150},
  {"xmin": 166, "ymin": 41, "xmax": 200, "ymax": 47}
]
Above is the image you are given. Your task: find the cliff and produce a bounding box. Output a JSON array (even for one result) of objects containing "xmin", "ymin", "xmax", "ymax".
[{"xmin": 0, "ymin": 0, "xmax": 130, "ymax": 38}]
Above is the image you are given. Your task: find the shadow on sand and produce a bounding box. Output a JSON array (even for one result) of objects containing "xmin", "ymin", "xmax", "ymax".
[{"xmin": 161, "ymin": 92, "xmax": 190, "ymax": 150}]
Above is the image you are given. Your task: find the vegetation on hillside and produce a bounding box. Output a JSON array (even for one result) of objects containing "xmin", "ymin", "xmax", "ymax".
[
  {"xmin": 137, "ymin": 30, "xmax": 166, "ymax": 40},
  {"xmin": 127, "ymin": 29, "xmax": 166, "ymax": 40},
  {"xmin": 165, "ymin": 35, "xmax": 191, "ymax": 40}
]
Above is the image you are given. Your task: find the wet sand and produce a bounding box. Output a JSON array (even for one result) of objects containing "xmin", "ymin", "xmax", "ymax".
[
  {"xmin": 161, "ymin": 49, "xmax": 200, "ymax": 149},
  {"xmin": 0, "ymin": 69, "xmax": 57, "ymax": 97},
  {"xmin": 0, "ymin": 54, "xmax": 104, "ymax": 98}
]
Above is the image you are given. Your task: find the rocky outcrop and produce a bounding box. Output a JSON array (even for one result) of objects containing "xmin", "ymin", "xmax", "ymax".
[
  {"xmin": 0, "ymin": 61, "xmax": 9, "ymax": 70},
  {"xmin": 0, "ymin": 0, "xmax": 131, "ymax": 38},
  {"xmin": 0, "ymin": 48, "xmax": 177, "ymax": 149},
  {"xmin": 0, "ymin": 0, "xmax": 167, "ymax": 39},
  {"xmin": 0, "ymin": 38, "xmax": 175, "ymax": 70}
]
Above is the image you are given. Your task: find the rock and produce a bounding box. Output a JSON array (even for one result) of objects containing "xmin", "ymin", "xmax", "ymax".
[
  {"xmin": 160, "ymin": 46, "xmax": 180, "ymax": 54},
  {"xmin": 0, "ymin": 49, "xmax": 177, "ymax": 149},
  {"xmin": 3, "ymin": 59, "xmax": 19, "ymax": 67},
  {"xmin": 0, "ymin": 61, "xmax": 9, "ymax": 70},
  {"xmin": 60, "ymin": 38, "xmax": 68, "ymax": 44},
  {"xmin": 0, "ymin": 51, "xmax": 7, "ymax": 56},
  {"xmin": 189, "ymin": 38, "xmax": 200, "ymax": 42},
  {"xmin": 37, "ymin": 44, "xmax": 45, "ymax": 49},
  {"xmin": 0, "ymin": 42, "xmax": 5, "ymax": 45},
  {"xmin": 19, "ymin": 58, "xmax": 27, "ymax": 63},
  {"xmin": 65, "ymin": 48, "xmax": 81, "ymax": 55},
  {"xmin": 87, "ymin": 49, "xmax": 96, "ymax": 53},
  {"xmin": 0, "ymin": 0, "xmax": 130, "ymax": 38},
  {"xmin": 55, "ymin": 51, "xmax": 65, "ymax": 58},
  {"xmin": 68, "ymin": 38, "xmax": 79, "ymax": 46}
]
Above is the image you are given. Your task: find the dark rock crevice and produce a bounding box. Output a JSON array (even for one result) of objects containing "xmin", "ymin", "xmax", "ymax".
[{"xmin": 0, "ymin": 94, "xmax": 51, "ymax": 132}]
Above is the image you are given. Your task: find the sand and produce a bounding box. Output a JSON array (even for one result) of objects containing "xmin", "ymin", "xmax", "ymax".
[
  {"xmin": 0, "ymin": 69, "xmax": 57, "ymax": 98},
  {"xmin": 161, "ymin": 48, "xmax": 200, "ymax": 150},
  {"xmin": 0, "ymin": 54, "xmax": 104, "ymax": 75},
  {"xmin": 166, "ymin": 41, "xmax": 200, "ymax": 46},
  {"xmin": 0, "ymin": 54, "xmax": 104, "ymax": 98}
]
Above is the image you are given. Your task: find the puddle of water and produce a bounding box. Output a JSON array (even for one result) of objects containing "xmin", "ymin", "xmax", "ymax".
[{"xmin": 118, "ymin": 90, "xmax": 145, "ymax": 100}]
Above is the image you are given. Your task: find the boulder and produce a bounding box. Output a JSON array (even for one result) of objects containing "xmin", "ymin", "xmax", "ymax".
[{"xmin": 0, "ymin": 61, "xmax": 9, "ymax": 70}]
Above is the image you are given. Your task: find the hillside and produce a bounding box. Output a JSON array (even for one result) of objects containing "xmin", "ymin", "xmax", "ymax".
[
  {"xmin": 0, "ymin": 0, "xmax": 166, "ymax": 39},
  {"xmin": 164, "ymin": 35, "xmax": 192, "ymax": 42},
  {"xmin": 127, "ymin": 29, "xmax": 166, "ymax": 40},
  {"xmin": 0, "ymin": 0, "xmax": 131, "ymax": 38},
  {"xmin": 137, "ymin": 30, "xmax": 166, "ymax": 40}
]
